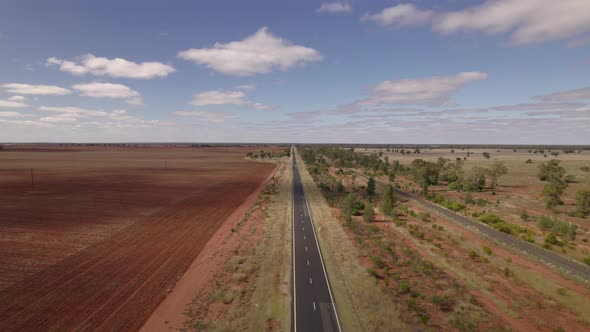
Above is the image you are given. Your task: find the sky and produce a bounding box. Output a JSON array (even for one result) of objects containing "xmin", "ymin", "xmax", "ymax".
[{"xmin": 1, "ymin": 0, "xmax": 589, "ymax": 144}]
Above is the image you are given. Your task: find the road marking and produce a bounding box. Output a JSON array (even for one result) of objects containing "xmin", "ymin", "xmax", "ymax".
[
  {"xmin": 304, "ymin": 235, "xmax": 306, "ymax": 240},
  {"xmin": 310, "ymin": 277, "xmax": 313, "ymax": 285},
  {"xmin": 307, "ymin": 260, "xmax": 310, "ymax": 266},
  {"xmin": 313, "ymin": 301, "xmax": 316, "ymax": 311},
  {"xmin": 301, "ymin": 174, "xmax": 343, "ymax": 332},
  {"xmin": 305, "ymin": 246, "xmax": 307, "ymax": 252},
  {"xmin": 291, "ymin": 155, "xmax": 297, "ymax": 332}
]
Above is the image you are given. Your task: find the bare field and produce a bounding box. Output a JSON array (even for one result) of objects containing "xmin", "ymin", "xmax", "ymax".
[{"xmin": 0, "ymin": 146, "xmax": 276, "ymax": 331}]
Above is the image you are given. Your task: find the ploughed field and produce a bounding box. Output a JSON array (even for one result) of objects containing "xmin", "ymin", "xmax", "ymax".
[{"xmin": 0, "ymin": 146, "xmax": 276, "ymax": 331}]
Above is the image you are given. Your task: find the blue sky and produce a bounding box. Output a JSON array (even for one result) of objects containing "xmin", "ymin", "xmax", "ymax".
[{"xmin": 1, "ymin": 0, "xmax": 589, "ymax": 143}]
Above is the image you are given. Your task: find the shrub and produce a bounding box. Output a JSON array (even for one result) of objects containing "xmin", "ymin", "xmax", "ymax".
[
  {"xmin": 398, "ymin": 281, "xmax": 411, "ymax": 294},
  {"xmin": 525, "ymin": 159, "xmax": 533, "ymax": 164},
  {"xmin": 448, "ymin": 181, "xmax": 463, "ymax": 191},
  {"xmin": 464, "ymin": 193, "xmax": 475, "ymax": 204},
  {"xmin": 482, "ymin": 246, "xmax": 492, "ymax": 255},
  {"xmin": 417, "ymin": 211, "xmax": 431, "ymax": 222},
  {"xmin": 545, "ymin": 232, "xmax": 562, "ymax": 246},
  {"xmin": 582, "ymin": 256, "xmax": 590, "ymax": 266},
  {"xmin": 478, "ymin": 213, "xmax": 503, "ymax": 225},
  {"xmin": 520, "ymin": 209, "xmax": 529, "ymax": 221},
  {"xmin": 468, "ymin": 251, "xmax": 479, "ymax": 261}
]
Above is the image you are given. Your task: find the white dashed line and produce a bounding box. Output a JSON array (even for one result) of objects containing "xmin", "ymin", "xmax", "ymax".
[
  {"xmin": 313, "ymin": 301, "xmax": 316, "ymax": 311},
  {"xmin": 309, "ymin": 277, "xmax": 313, "ymax": 285},
  {"xmin": 305, "ymin": 246, "xmax": 308, "ymax": 252},
  {"xmin": 307, "ymin": 260, "xmax": 310, "ymax": 266}
]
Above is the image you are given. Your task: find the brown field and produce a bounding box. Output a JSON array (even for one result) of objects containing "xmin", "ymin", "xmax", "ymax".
[{"xmin": 0, "ymin": 146, "xmax": 276, "ymax": 331}]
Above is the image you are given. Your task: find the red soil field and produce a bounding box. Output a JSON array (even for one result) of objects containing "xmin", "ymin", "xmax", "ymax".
[{"xmin": 0, "ymin": 146, "xmax": 277, "ymax": 331}]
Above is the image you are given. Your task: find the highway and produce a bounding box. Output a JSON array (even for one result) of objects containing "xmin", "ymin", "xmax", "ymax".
[{"xmin": 291, "ymin": 150, "xmax": 341, "ymax": 332}]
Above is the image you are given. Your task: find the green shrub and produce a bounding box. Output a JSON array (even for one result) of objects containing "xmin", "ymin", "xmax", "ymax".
[
  {"xmin": 417, "ymin": 211, "xmax": 431, "ymax": 222},
  {"xmin": 468, "ymin": 251, "xmax": 479, "ymax": 260},
  {"xmin": 520, "ymin": 209, "xmax": 529, "ymax": 221},
  {"xmin": 582, "ymin": 256, "xmax": 590, "ymax": 266},
  {"xmin": 478, "ymin": 213, "xmax": 503, "ymax": 225},
  {"xmin": 482, "ymin": 246, "xmax": 492, "ymax": 255},
  {"xmin": 448, "ymin": 181, "xmax": 463, "ymax": 191}
]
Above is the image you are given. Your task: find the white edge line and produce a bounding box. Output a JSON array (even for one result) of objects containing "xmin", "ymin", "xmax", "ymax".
[
  {"xmin": 291, "ymin": 147, "xmax": 297, "ymax": 332},
  {"xmin": 298, "ymin": 149, "xmax": 343, "ymax": 332}
]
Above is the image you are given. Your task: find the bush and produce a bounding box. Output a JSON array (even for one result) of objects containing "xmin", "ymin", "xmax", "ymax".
[
  {"xmin": 478, "ymin": 213, "xmax": 503, "ymax": 225},
  {"xmin": 545, "ymin": 232, "xmax": 562, "ymax": 246},
  {"xmin": 520, "ymin": 209, "xmax": 529, "ymax": 221},
  {"xmin": 351, "ymin": 201, "xmax": 365, "ymax": 216},
  {"xmin": 525, "ymin": 159, "xmax": 533, "ymax": 164},
  {"xmin": 468, "ymin": 251, "xmax": 479, "ymax": 260},
  {"xmin": 464, "ymin": 193, "xmax": 475, "ymax": 204},
  {"xmin": 482, "ymin": 246, "xmax": 493, "ymax": 255},
  {"xmin": 398, "ymin": 281, "xmax": 411, "ymax": 294},
  {"xmin": 417, "ymin": 211, "xmax": 431, "ymax": 222},
  {"xmin": 582, "ymin": 256, "xmax": 590, "ymax": 266},
  {"xmin": 448, "ymin": 181, "xmax": 463, "ymax": 191}
]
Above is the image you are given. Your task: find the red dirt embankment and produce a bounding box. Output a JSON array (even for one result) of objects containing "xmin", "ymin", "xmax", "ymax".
[{"xmin": 0, "ymin": 147, "xmax": 276, "ymax": 331}]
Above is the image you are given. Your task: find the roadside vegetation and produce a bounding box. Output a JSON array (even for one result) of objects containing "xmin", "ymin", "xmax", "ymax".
[{"xmin": 297, "ymin": 145, "xmax": 590, "ymax": 330}]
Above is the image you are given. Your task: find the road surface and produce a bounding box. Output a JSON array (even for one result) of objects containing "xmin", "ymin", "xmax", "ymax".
[{"xmin": 291, "ymin": 150, "xmax": 341, "ymax": 332}]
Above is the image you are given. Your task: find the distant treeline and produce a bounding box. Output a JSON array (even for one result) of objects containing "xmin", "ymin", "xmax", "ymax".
[{"xmin": 296, "ymin": 144, "xmax": 590, "ymax": 150}]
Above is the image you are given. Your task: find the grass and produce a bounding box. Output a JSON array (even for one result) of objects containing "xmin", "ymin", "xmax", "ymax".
[{"xmin": 296, "ymin": 151, "xmax": 408, "ymax": 331}]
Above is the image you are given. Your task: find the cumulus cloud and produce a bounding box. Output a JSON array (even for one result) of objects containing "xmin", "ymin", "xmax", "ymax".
[
  {"xmin": 0, "ymin": 119, "xmax": 54, "ymax": 128},
  {"xmin": 72, "ymin": 82, "xmax": 143, "ymax": 105},
  {"xmin": 174, "ymin": 111, "xmax": 236, "ymax": 123},
  {"xmin": 365, "ymin": 1, "xmax": 590, "ymax": 44},
  {"xmin": 7, "ymin": 95, "xmax": 26, "ymax": 102},
  {"xmin": 1, "ymin": 83, "xmax": 71, "ymax": 95},
  {"xmin": 0, "ymin": 99, "xmax": 28, "ymax": 108},
  {"xmin": 534, "ymin": 87, "xmax": 590, "ymax": 101},
  {"xmin": 317, "ymin": 2, "xmax": 351, "ymax": 14},
  {"xmin": 178, "ymin": 27, "xmax": 323, "ymax": 76},
  {"xmin": 47, "ymin": 54, "xmax": 175, "ymax": 79},
  {"xmin": 361, "ymin": 4, "xmax": 433, "ymax": 27},
  {"xmin": 0, "ymin": 111, "xmax": 31, "ymax": 118},
  {"xmin": 358, "ymin": 71, "xmax": 488, "ymax": 107},
  {"xmin": 189, "ymin": 90, "xmax": 273, "ymax": 110},
  {"xmin": 235, "ymin": 84, "xmax": 256, "ymax": 91}
]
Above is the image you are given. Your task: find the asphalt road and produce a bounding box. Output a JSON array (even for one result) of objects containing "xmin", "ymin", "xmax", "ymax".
[{"xmin": 291, "ymin": 152, "xmax": 341, "ymax": 332}]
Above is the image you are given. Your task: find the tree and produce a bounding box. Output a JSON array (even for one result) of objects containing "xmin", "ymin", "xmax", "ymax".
[
  {"xmin": 464, "ymin": 166, "xmax": 488, "ymax": 192},
  {"xmin": 363, "ymin": 201, "xmax": 375, "ymax": 222},
  {"xmin": 576, "ymin": 189, "xmax": 590, "ymax": 217},
  {"xmin": 542, "ymin": 180, "xmax": 567, "ymax": 209},
  {"xmin": 488, "ymin": 160, "xmax": 508, "ymax": 192},
  {"xmin": 366, "ymin": 177, "xmax": 376, "ymax": 196},
  {"xmin": 341, "ymin": 193, "xmax": 355, "ymax": 225},
  {"xmin": 538, "ymin": 160, "xmax": 569, "ymax": 210},
  {"xmin": 483, "ymin": 152, "xmax": 491, "ymax": 159},
  {"xmin": 388, "ymin": 172, "xmax": 395, "ymax": 183},
  {"xmin": 411, "ymin": 159, "xmax": 439, "ymax": 194},
  {"xmin": 380, "ymin": 184, "xmax": 396, "ymax": 216}
]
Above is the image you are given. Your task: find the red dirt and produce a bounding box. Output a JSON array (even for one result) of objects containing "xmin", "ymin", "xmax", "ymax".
[
  {"xmin": 0, "ymin": 147, "xmax": 276, "ymax": 331},
  {"xmin": 141, "ymin": 165, "xmax": 277, "ymax": 331}
]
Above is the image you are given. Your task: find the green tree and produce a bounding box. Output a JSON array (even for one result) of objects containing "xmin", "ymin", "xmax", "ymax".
[
  {"xmin": 538, "ymin": 160, "xmax": 569, "ymax": 210},
  {"xmin": 483, "ymin": 152, "xmax": 491, "ymax": 159},
  {"xmin": 411, "ymin": 159, "xmax": 439, "ymax": 195},
  {"xmin": 341, "ymin": 193, "xmax": 355, "ymax": 225},
  {"xmin": 576, "ymin": 189, "xmax": 590, "ymax": 217},
  {"xmin": 488, "ymin": 160, "xmax": 508, "ymax": 192},
  {"xmin": 380, "ymin": 184, "xmax": 395, "ymax": 216},
  {"xmin": 366, "ymin": 177, "xmax": 376, "ymax": 196},
  {"xmin": 363, "ymin": 201, "xmax": 375, "ymax": 222}
]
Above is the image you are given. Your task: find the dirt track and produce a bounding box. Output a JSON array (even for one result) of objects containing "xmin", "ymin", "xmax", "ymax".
[{"xmin": 0, "ymin": 147, "xmax": 276, "ymax": 331}]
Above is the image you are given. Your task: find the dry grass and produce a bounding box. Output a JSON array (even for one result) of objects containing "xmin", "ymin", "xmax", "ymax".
[{"xmin": 296, "ymin": 151, "xmax": 408, "ymax": 332}]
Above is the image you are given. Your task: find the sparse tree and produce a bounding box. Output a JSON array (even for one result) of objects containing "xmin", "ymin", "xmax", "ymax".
[
  {"xmin": 576, "ymin": 189, "xmax": 590, "ymax": 217},
  {"xmin": 488, "ymin": 160, "xmax": 508, "ymax": 192},
  {"xmin": 363, "ymin": 201, "xmax": 375, "ymax": 222},
  {"xmin": 483, "ymin": 152, "xmax": 491, "ymax": 159},
  {"xmin": 366, "ymin": 177, "xmax": 376, "ymax": 196},
  {"xmin": 380, "ymin": 184, "xmax": 396, "ymax": 216},
  {"xmin": 341, "ymin": 193, "xmax": 355, "ymax": 225}
]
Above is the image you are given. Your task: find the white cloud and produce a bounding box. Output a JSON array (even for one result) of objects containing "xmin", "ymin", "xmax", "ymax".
[
  {"xmin": 534, "ymin": 87, "xmax": 590, "ymax": 101},
  {"xmin": 235, "ymin": 84, "xmax": 256, "ymax": 91},
  {"xmin": 359, "ymin": 71, "xmax": 488, "ymax": 107},
  {"xmin": 189, "ymin": 90, "xmax": 273, "ymax": 110},
  {"xmin": 1, "ymin": 83, "xmax": 71, "ymax": 95},
  {"xmin": 365, "ymin": 1, "xmax": 590, "ymax": 44},
  {"xmin": 39, "ymin": 106, "xmax": 109, "ymax": 117},
  {"xmin": 361, "ymin": 4, "xmax": 433, "ymax": 27},
  {"xmin": 178, "ymin": 27, "xmax": 323, "ymax": 76},
  {"xmin": 0, "ymin": 111, "xmax": 31, "ymax": 118},
  {"xmin": 7, "ymin": 95, "xmax": 26, "ymax": 102},
  {"xmin": 0, "ymin": 119, "xmax": 54, "ymax": 128},
  {"xmin": 47, "ymin": 54, "xmax": 175, "ymax": 79},
  {"xmin": 435, "ymin": 0, "xmax": 590, "ymax": 44},
  {"xmin": 40, "ymin": 115, "xmax": 79, "ymax": 123},
  {"xmin": 317, "ymin": 2, "xmax": 351, "ymax": 14},
  {"xmin": 0, "ymin": 100, "xmax": 28, "ymax": 108},
  {"xmin": 174, "ymin": 111, "xmax": 236, "ymax": 123},
  {"xmin": 72, "ymin": 82, "xmax": 143, "ymax": 105}
]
